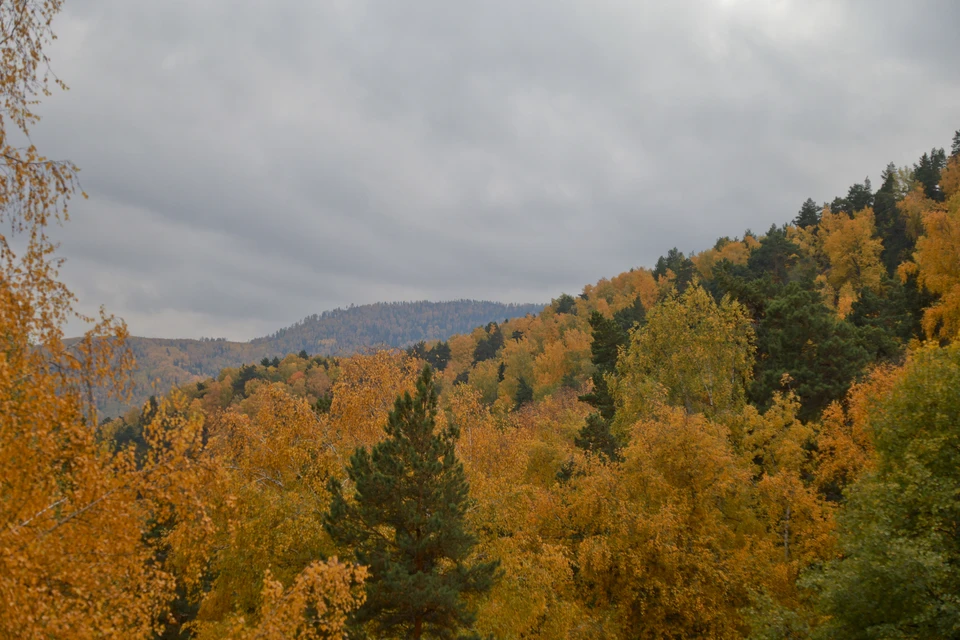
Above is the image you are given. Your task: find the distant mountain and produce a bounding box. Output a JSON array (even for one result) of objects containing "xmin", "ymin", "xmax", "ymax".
[{"xmin": 101, "ymin": 300, "xmax": 542, "ymax": 417}]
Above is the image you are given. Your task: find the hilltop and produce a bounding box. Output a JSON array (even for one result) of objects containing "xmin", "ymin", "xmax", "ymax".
[{"xmin": 103, "ymin": 300, "xmax": 541, "ymax": 416}]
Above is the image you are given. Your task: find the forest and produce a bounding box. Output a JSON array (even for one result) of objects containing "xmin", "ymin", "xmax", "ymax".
[
  {"xmin": 94, "ymin": 300, "xmax": 542, "ymax": 418},
  {"xmin": 3, "ymin": 1, "xmax": 960, "ymax": 638}
]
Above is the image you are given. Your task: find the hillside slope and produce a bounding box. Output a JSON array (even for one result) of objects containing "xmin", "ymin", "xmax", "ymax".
[{"xmin": 103, "ymin": 300, "xmax": 541, "ymax": 416}]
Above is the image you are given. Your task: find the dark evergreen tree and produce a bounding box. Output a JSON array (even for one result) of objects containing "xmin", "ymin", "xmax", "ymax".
[
  {"xmin": 324, "ymin": 366, "xmax": 498, "ymax": 639},
  {"xmin": 613, "ymin": 295, "xmax": 646, "ymax": 332},
  {"xmin": 794, "ymin": 197, "xmax": 821, "ymax": 228},
  {"xmin": 874, "ymin": 162, "xmax": 912, "ymax": 275},
  {"xmin": 232, "ymin": 364, "xmax": 260, "ymax": 396},
  {"xmin": 577, "ymin": 311, "xmax": 626, "ymax": 421},
  {"xmin": 260, "ymin": 357, "xmax": 271, "ymax": 367},
  {"xmin": 952, "ymin": 129, "xmax": 960, "ymax": 157},
  {"xmin": 747, "ymin": 224, "xmax": 800, "ymax": 285},
  {"xmin": 574, "ymin": 413, "xmax": 622, "ymax": 462},
  {"xmin": 914, "ymin": 148, "xmax": 947, "ymax": 201},
  {"xmin": 472, "ymin": 322, "xmax": 503, "ymax": 364},
  {"xmin": 553, "ymin": 293, "xmax": 577, "ymax": 315},
  {"xmin": 847, "ymin": 276, "xmax": 918, "ymax": 363},
  {"xmin": 750, "ymin": 283, "xmax": 871, "ymax": 421},
  {"xmin": 314, "ymin": 392, "xmax": 333, "ymax": 415},
  {"xmin": 706, "ymin": 259, "xmax": 779, "ymax": 322},
  {"xmin": 425, "ymin": 341, "xmax": 451, "ymax": 372},
  {"xmin": 297, "ymin": 349, "xmax": 309, "ymax": 359},
  {"xmin": 496, "ymin": 361, "xmax": 506, "ymax": 383},
  {"xmin": 575, "ymin": 311, "xmax": 628, "ymax": 460},
  {"xmin": 407, "ymin": 340, "xmax": 428, "ymax": 360},
  {"xmin": 829, "ymin": 195, "xmax": 850, "ymax": 216},
  {"xmin": 846, "ymin": 177, "xmax": 873, "ymax": 213},
  {"xmin": 270, "ymin": 356, "xmax": 280, "ymax": 367},
  {"xmin": 653, "ymin": 247, "xmax": 696, "ymax": 293},
  {"xmin": 513, "ymin": 376, "xmax": 534, "ymax": 410}
]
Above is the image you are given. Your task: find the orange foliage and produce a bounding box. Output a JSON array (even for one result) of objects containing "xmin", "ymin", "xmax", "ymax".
[{"xmin": 901, "ymin": 191, "xmax": 960, "ymax": 340}]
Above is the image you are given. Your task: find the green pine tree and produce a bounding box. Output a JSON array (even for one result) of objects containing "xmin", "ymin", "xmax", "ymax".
[
  {"xmin": 574, "ymin": 412, "xmax": 622, "ymax": 462},
  {"xmin": 513, "ymin": 376, "xmax": 534, "ymax": 410},
  {"xmin": 575, "ymin": 310, "xmax": 629, "ymax": 460},
  {"xmin": 324, "ymin": 366, "xmax": 498, "ymax": 639},
  {"xmin": 794, "ymin": 197, "xmax": 821, "ymax": 228},
  {"xmin": 750, "ymin": 283, "xmax": 871, "ymax": 421}
]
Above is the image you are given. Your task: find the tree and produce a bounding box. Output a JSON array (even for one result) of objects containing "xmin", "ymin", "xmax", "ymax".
[
  {"xmin": 952, "ymin": 129, "xmax": 960, "ymax": 157},
  {"xmin": 846, "ymin": 177, "xmax": 874, "ymax": 213},
  {"xmin": 0, "ymin": 1, "xmax": 215, "ymax": 636},
  {"xmin": 874, "ymin": 162, "xmax": 912, "ymax": 275},
  {"xmin": 553, "ymin": 293, "xmax": 577, "ymax": 315},
  {"xmin": 748, "ymin": 224, "xmax": 800, "ymax": 285},
  {"xmin": 324, "ymin": 366, "xmax": 498, "ymax": 639},
  {"xmin": 472, "ymin": 322, "xmax": 503, "ymax": 364},
  {"xmin": 899, "ymin": 189, "xmax": 960, "ymax": 340},
  {"xmin": 574, "ymin": 413, "xmax": 621, "ymax": 462},
  {"xmin": 812, "ymin": 344, "xmax": 960, "ymax": 638},
  {"xmin": 513, "ymin": 376, "xmax": 534, "ymax": 410},
  {"xmin": 615, "ymin": 284, "xmax": 755, "ymax": 425},
  {"xmin": 577, "ymin": 311, "xmax": 626, "ymax": 421},
  {"xmin": 425, "ymin": 340, "xmax": 452, "ymax": 371},
  {"xmin": 818, "ymin": 207, "xmax": 885, "ymax": 316},
  {"xmin": 794, "ymin": 198, "xmax": 821, "ymax": 229},
  {"xmin": 653, "ymin": 247, "xmax": 696, "ymax": 293},
  {"xmin": 576, "ymin": 311, "xmax": 628, "ymax": 459},
  {"xmin": 914, "ymin": 147, "xmax": 947, "ymax": 202},
  {"xmin": 751, "ymin": 283, "xmax": 871, "ymax": 421}
]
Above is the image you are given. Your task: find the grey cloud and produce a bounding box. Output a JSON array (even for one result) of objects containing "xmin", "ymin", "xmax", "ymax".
[{"xmin": 33, "ymin": 0, "xmax": 960, "ymax": 340}]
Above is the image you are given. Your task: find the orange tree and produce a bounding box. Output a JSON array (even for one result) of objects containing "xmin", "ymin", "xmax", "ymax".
[{"xmin": 0, "ymin": 2, "xmax": 214, "ymax": 637}]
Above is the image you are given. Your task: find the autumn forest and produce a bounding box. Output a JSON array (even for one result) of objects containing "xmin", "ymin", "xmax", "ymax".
[{"xmin": 3, "ymin": 2, "xmax": 960, "ymax": 639}]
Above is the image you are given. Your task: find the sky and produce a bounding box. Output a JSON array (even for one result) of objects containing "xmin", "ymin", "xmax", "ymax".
[{"xmin": 33, "ymin": 0, "xmax": 960, "ymax": 341}]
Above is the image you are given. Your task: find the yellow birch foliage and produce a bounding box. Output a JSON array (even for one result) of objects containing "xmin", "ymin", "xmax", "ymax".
[
  {"xmin": 212, "ymin": 559, "xmax": 367, "ymax": 640},
  {"xmin": 900, "ymin": 191, "xmax": 960, "ymax": 340},
  {"xmin": 0, "ymin": 1, "xmax": 218, "ymax": 636},
  {"xmin": 451, "ymin": 386, "xmax": 590, "ymax": 638},
  {"xmin": 898, "ymin": 185, "xmax": 935, "ymax": 241},
  {"xmin": 193, "ymin": 384, "xmax": 340, "ymax": 626},
  {"xmin": 614, "ymin": 283, "xmax": 754, "ymax": 428},
  {"xmin": 815, "ymin": 363, "xmax": 900, "ymax": 494},
  {"xmin": 737, "ymin": 394, "xmax": 835, "ymax": 605},
  {"xmin": 0, "ymin": 377, "xmax": 211, "ymax": 638},
  {"xmin": 692, "ymin": 236, "xmax": 755, "ymax": 278},
  {"xmin": 571, "ymin": 408, "xmax": 755, "ymax": 637},
  {"xmin": 818, "ymin": 208, "xmax": 884, "ymax": 316},
  {"xmin": 324, "ymin": 350, "xmax": 418, "ymax": 461}
]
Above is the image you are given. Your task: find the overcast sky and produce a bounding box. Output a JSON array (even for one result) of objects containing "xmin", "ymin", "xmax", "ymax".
[{"xmin": 35, "ymin": 0, "xmax": 960, "ymax": 340}]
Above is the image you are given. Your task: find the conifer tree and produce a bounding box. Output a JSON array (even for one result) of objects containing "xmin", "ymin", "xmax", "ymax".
[
  {"xmin": 324, "ymin": 366, "xmax": 498, "ymax": 639},
  {"xmin": 576, "ymin": 311, "xmax": 627, "ymax": 460},
  {"xmin": 513, "ymin": 376, "xmax": 534, "ymax": 409},
  {"xmin": 794, "ymin": 198, "xmax": 822, "ymax": 228}
]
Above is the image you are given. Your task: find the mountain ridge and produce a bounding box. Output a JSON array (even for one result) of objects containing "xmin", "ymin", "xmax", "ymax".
[{"xmin": 102, "ymin": 299, "xmax": 543, "ymax": 417}]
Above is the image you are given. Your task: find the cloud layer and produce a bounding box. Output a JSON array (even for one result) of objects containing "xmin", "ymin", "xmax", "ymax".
[{"xmin": 33, "ymin": 0, "xmax": 960, "ymax": 339}]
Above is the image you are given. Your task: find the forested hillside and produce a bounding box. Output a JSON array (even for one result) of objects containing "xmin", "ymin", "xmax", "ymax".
[
  {"xmin": 99, "ymin": 300, "xmax": 541, "ymax": 416},
  {"xmin": 85, "ymin": 130, "xmax": 960, "ymax": 638},
  {"xmin": 5, "ymin": 3, "xmax": 960, "ymax": 635}
]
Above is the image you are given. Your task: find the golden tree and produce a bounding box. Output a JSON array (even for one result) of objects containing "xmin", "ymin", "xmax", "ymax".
[
  {"xmin": 0, "ymin": 3, "xmax": 238, "ymax": 637},
  {"xmin": 900, "ymin": 191, "xmax": 960, "ymax": 340},
  {"xmin": 614, "ymin": 283, "xmax": 755, "ymax": 428}
]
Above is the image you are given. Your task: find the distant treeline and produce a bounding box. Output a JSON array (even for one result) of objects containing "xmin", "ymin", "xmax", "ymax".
[{"xmin": 97, "ymin": 300, "xmax": 541, "ymax": 417}]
